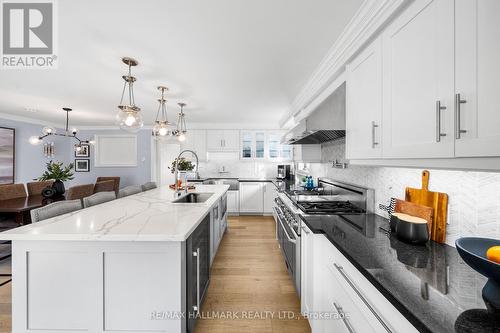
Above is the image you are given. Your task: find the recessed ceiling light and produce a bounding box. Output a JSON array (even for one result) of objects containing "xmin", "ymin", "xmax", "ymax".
[{"xmin": 24, "ymin": 107, "xmax": 38, "ymax": 112}]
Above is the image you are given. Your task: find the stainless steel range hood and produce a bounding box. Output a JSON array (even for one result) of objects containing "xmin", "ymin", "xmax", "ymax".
[{"xmin": 284, "ymin": 82, "xmax": 346, "ymax": 145}]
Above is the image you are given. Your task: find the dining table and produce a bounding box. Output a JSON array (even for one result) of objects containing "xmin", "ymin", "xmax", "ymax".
[{"xmin": 0, "ymin": 195, "xmax": 65, "ymax": 225}]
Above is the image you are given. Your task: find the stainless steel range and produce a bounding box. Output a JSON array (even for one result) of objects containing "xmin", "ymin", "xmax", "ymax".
[{"xmin": 273, "ymin": 178, "xmax": 374, "ymax": 297}]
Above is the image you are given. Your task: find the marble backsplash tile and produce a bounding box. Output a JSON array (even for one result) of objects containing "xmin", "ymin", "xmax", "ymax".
[{"xmin": 312, "ymin": 140, "xmax": 500, "ymax": 247}]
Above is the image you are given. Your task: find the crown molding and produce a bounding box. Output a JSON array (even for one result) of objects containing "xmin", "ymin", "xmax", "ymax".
[{"xmin": 280, "ymin": 0, "xmax": 412, "ymax": 128}]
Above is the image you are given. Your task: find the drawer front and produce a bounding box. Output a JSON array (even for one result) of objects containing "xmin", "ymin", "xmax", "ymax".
[{"xmin": 320, "ymin": 236, "xmax": 418, "ymax": 333}]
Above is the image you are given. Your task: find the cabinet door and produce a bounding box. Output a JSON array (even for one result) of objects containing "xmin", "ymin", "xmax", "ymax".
[
  {"xmin": 346, "ymin": 37, "xmax": 383, "ymax": 159},
  {"xmin": 455, "ymin": 0, "xmax": 500, "ymax": 157},
  {"xmin": 222, "ymin": 130, "xmax": 240, "ymax": 151},
  {"xmin": 239, "ymin": 182, "xmax": 263, "ymax": 213},
  {"xmin": 263, "ymin": 183, "xmax": 277, "ymax": 214},
  {"xmin": 382, "ymin": 0, "xmax": 455, "ymax": 158},
  {"xmin": 300, "ymin": 223, "xmax": 318, "ymax": 329},
  {"xmin": 227, "ymin": 191, "xmax": 239, "ymax": 214},
  {"xmin": 206, "ymin": 130, "xmax": 223, "ymax": 151},
  {"xmin": 181, "ymin": 130, "xmax": 207, "ymax": 161}
]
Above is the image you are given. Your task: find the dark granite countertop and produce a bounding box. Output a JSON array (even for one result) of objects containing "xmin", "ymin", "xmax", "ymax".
[{"xmin": 300, "ymin": 214, "xmax": 500, "ymax": 333}]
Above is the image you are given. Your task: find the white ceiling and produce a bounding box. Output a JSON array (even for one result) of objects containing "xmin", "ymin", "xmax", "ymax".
[{"xmin": 0, "ymin": 0, "xmax": 363, "ymax": 128}]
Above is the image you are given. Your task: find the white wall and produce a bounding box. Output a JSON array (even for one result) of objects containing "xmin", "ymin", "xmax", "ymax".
[{"xmin": 307, "ymin": 139, "xmax": 500, "ymax": 247}]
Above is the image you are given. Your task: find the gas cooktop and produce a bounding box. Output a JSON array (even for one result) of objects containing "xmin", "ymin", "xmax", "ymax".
[{"xmin": 296, "ymin": 201, "xmax": 365, "ymax": 215}]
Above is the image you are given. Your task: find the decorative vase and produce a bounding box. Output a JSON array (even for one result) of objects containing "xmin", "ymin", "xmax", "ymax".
[{"xmin": 52, "ymin": 180, "xmax": 65, "ymax": 195}]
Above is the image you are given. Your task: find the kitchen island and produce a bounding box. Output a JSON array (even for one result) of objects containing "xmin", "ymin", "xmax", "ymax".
[{"xmin": 0, "ymin": 184, "xmax": 229, "ymax": 333}]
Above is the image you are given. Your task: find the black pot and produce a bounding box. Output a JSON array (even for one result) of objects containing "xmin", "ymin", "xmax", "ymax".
[
  {"xmin": 52, "ymin": 180, "xmax": 66, "ymax": 195},
  {"xmin": 393, "ymin": 214, "xmax": 429, "ymax": 245}
]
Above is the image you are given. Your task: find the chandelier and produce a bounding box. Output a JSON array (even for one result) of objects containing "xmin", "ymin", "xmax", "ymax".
[
  {"xmin": 29, "ymin": 107, "xmax": 90, "ymax": 152},
  {"xmin": 152, "ymin": 86, "xmax": 175, "ymax": 139},
  {"xmin": 174, "ymin": 102, "xmax": 187, "ymax": 142},
  {"xmin": 116, "ymin": 57, "xmax": 143, "ymax": 132}
]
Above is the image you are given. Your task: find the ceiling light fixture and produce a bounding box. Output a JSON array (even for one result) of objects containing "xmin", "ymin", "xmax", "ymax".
[
  {"xmin": 174, "ymin": 102, "xmax": 187, "ymax": 142},
  {"xmin": 29, "ymin": 107, "xmax": 90, "ymax": 152},
  {"xmin": 116, "ymin": 57, "xmax": 143, "ymax": 132},
  {"xmin": 152, "ymin": 86, "xmax": 175, "ymax": 139}
]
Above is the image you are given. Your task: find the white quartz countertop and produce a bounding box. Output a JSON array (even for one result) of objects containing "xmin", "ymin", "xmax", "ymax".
[{"xmin": 0, "ymin": 185, "xmax": 229, "ymax": 242}]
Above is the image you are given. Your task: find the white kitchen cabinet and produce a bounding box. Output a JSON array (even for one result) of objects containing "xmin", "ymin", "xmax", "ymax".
[
  {"xmin": 227, "ymin": 190, "xmax": 239, "ymax": 215},
  {"xmin": 319, "ymin": 236, "xmax": 418, "ymax": 333},
  {"xmin": 300, "ymin": 222, "xmax": 314, "ymax": 316},
  {"xmin": 180, "ymin": 129, "xmax": 207, "ymax": 161},
  {"xmin": 206, "ymin": 130, "xmax": 240, "ymax": 151},
  {"xmin": 263, "ymin": 182, "xmax": 277, "ymax": 214},
  {"xmin": 455, "ymin": 0, "xmax": 500, "ymax": 157},
  {"xmin": 239, "ymin": 182, "xmax": 264, "ymax": 214},
  {"xmin": 293, "ymin": 145, "xmax": 321, "ymax": 162},
  {"xmin": 382, "ymin": 0, "xmax": 455, "ymax": 158},
  {"xmin": 346, "ymin": 37, "xmax": 383, "ymax": 159}
]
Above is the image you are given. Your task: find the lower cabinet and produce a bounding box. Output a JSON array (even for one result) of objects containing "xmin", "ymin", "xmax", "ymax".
[
  {"xmin": 239, "ymin": 182, "xmax": 264, "ymax": 213},
  {"xmin": 227, "ymin": 190, "xmax": 239, "ymax": 215},
  {"xmin": 302, "ymin": 233, "xmax": 418, "ymax": 333},
  {"xmin": 263, "ymin": 182, "xmax": 277, "ymax": 214},
  {"xmin": 186, "ymin": 214, "xmax": 210, "ymax": 333}
]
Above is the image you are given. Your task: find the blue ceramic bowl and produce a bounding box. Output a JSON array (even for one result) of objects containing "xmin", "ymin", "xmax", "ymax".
[{"xmin": 456, "ymin": 237, "xmax": 500, "ymax": 311}]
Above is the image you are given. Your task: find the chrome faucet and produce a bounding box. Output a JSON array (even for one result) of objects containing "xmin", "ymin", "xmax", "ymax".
[{"xmin": 174, "ymin": 150, "xmax": 200, "ymax": 196}]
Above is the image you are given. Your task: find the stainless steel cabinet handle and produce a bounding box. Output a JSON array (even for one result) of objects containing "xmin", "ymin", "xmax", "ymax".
[
  {"xmin": 455, "ymin": 93, "xmax": 467, "ymax": 139},
  {"xmin": 371, "ymin": 121, "xmax": 379, "ymax": 148},
  {"xmin": 193, "ymin": 248, "xmax": 200, "ymax": 313},
  {"xmin": 333, "ymin": 263, "xmax": 392, "ymax": 333},
  {"xmin": 436, "ymin": 101, "xmax": 447, "ymax": 142},
  {"xmin": 300, "ymin": 225, "xmax": 310, "ymax": 234},
  {"xmin": 333, "ymin": 302, "xmax": 355, "ymax": 333}
]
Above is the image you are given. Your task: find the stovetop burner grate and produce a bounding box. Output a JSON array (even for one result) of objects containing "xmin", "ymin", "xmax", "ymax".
[{"xmin": 297, "ymin": 201, "xmax": 364, "ymax": 214}]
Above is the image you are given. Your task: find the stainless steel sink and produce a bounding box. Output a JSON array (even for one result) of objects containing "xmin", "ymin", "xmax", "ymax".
[{"xmin": 172, "ymin": 193, "xmax": 213, "ymax": 203}]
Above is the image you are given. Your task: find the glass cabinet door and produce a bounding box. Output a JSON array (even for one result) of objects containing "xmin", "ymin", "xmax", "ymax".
[
  {"xmin": 255, "ymin": 132, "xmax": 265, "ymax": 158},
  {"xmin": 241, "ymin": 132, "xmax": 253, "ymax": 158}
]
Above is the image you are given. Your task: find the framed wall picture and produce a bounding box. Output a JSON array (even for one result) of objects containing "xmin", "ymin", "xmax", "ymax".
[
  {"xmin": 74, "ymin": 159, "xmax": 90, "ymax": 172},
  {"xmin": 0, "ymin": 127, "xmax": 15, "ymax": 184},
  {"xmin": 94, "ymin": 135, "xmax": 137, "ymax": 167},
  {"xmin": 75, "ymin": 143, "xmax": 90, "ymax": 157}
]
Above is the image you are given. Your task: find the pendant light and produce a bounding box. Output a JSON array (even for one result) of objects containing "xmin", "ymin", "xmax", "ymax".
[
  {"xmin": 29, "ymin": 107, "xmax": 90, "ymax": 152},
  {"xmin": 175, "ymin": 102, "xmax": 187, "ymax": 142},
  {"xmin": 152, "ymin": 86, "xmax": 175, "ymax": 139},
  {"xmin": 116, "ymin": 57, "xmax": 143, "ymax": 132}
]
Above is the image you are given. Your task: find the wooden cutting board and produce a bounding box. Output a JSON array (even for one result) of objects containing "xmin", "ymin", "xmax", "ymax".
[
  {"xmin": 405, "ymin": 170, "xmax": 449, "ymax": 243},
  {"xmin": 394, "ymin": 199, "xmax": 434, "ymax": 234}
]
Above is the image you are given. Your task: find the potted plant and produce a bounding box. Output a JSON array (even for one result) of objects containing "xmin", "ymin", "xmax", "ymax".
[
  {"xmin": 38, "ymin": 161, "xmax": 75, "ymax": 195},
  {"xmin": 169, "ymin": 158, "xmax": 195, "ymax": 185}
]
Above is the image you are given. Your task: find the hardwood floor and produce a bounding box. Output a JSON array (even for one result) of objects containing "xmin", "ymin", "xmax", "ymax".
[
  {"xmin": 195, "ymin": 216, "xmax": 310, "ymax": 333},
  {"xmin": 0, "ymin": 216, "xmax": 309, "ymax": 333}
]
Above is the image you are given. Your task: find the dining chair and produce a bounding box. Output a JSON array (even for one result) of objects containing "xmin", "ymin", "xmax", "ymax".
[
  {"xmin": 96, "ymin": 177, "xmax": 120, "ymax": 194},
  {"xmin": 0, "ymin": 184, "xmax": 27, "ymax": 201},
  {"xmin": 83, "ymin": 191, "xmax": 116, "ymax": 208},
  {"xmin": 66, "ymin": 184, "xmax": 95, "ymax": 201},
  {"xmin": 30, "ymin": 199, "xmax": 82, "ymax": 223},
  {"xmin": 141, "ymin": 181, "xmax": 157, "ymax": 191},
  {"xmin": 94, "ymin": 180, "xmax": 115, "ymax": 193},
  {"xmin": 117, "ymin": 185, "xmax": 143, "ymax": 198},
  {"xmin": 26, "ymin": 180, "xmax": 54, "ymax": 196}
]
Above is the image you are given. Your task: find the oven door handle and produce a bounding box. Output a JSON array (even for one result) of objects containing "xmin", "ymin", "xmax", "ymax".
[{"xmin": 276, "ymin": 212, "xmax": 296, "ymax": 244}]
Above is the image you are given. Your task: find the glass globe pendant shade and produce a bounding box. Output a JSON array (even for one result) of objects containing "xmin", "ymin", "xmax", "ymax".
[
  {"xmin": 177, "ymin": 132, "xmax": 186, "ymax": 142},
  {"xmin": 117, "ymin": 108, "xmax": 143, "ymax": 133}
]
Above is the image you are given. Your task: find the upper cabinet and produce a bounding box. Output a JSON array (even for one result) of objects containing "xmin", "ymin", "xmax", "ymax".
[
  {"xmin": 206, "ymin": 130, "xmax": 240, "ymax": 152},
  {"xmin": 455, "ymin": 0, "xmax": 500, "ymax": 157},
  {"xmin": 240, "ymin": 131, "xmax": 293, "ymax": 161},
  {"xmin": 180, "ymin": 130, "xmax": 207, "ymax": 161},
  {"xmin": 381, "ymin": 0, "xmax": 455, "ymax": 158},
  {"xmin": 346, "ymin": 37, "xmax": 383, "ymax": 159}
]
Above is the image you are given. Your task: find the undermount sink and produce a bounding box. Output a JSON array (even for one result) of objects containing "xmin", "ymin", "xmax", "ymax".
[{"xmin": 172, "ymin": 193, "xmax": 214, "ymax": 203}]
